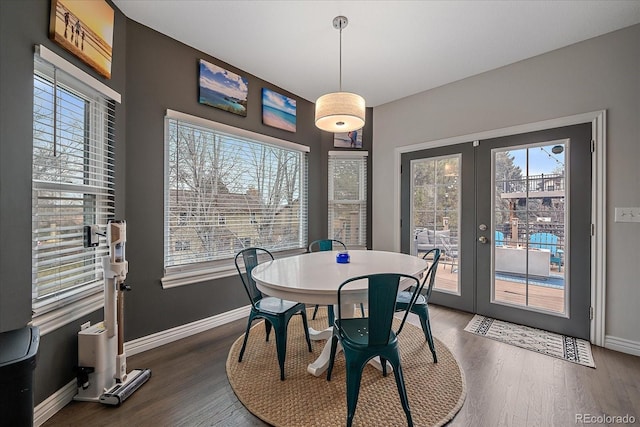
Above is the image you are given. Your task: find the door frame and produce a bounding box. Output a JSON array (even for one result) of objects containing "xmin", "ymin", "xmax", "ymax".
[{"xmin": 392, "ymin": 110, "xmax": 607, "ymax": 345}]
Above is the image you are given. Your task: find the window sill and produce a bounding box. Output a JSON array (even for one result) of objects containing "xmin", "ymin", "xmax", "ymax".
[
  {"xmin": 30, "ymin": 291, "xmax": 103, "ymax": 336},
  {"xmin": 161, "ymin": 248, "xmax": 308, "ymax": 289},
  {"xmin": 161, "ymin": 264, "xmax": 238, "ymax": 288}
]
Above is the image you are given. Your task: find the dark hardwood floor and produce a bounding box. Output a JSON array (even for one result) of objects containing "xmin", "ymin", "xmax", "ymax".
[{"xmin": 43, "ymin": 306, "xmax": 640, "ymax": 426}]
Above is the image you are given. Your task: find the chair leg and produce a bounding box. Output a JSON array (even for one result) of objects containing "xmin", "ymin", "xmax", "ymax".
[
  {"xmin": 326, "ymin": 335, "xmax": 338, "ymax": 381},
  {"xmin": 273, "ymin": 318, "xmax": 287, "ymax": 381},
  {"xmin": 359, "ymin": 303, "xmax": 366, "ymax": 317},
  {"xmin": 380, "ymin": 357, "xmax": 388, "ymax": 377},
  {"xmin": 312, "ymin": 304, "xmax": 320, "ymax": 320},
  {"xmin": 413, "ymin": 305, "xmax": 437, "ymax": 363},
  {"xmin": 345, "ymin": 356, "xmax": 366, "ymax": 427},
  {"xmin": 390, "ymin": 359, "xmax": 414, "ymax": 427},
  {"xmin": 238, "ymin": 315, "xmax": 255, "ymax": 363},
  {"xmin": 327, "ymin": 305, "xmax": 335, "ymax": 327},
  {"xmin": 264, "ymin": 320, "xmax": 272, "ymax": 342},
  {"xmin": 300, "ymin": 308, "xmax": 312, "ymax": 352},
  {"xmin": 424, "ymin": 314, "xmax": 437, "ymax": 363}
]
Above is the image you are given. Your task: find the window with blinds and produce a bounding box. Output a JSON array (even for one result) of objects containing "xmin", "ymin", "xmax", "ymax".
[
  {"xmin": 328, "ymin": 151, "xmax": 368, "ymax": 247},
  {"xmin": 32, "ymin": 57, "xmax": 115, "ymax": 314},
  {"xmin": 164, "ymin": 112, "xmax": 308, "ymax": 274}
]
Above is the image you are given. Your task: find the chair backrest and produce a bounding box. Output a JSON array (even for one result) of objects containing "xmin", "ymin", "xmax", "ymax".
[
  {"xmin": 336, "ymin": 273, "xmax": 421, "ymax": 346},
  {"xmin": 495, "ymin": 230, "xmax": 505, "ymax": 246},
  {"xmin": 234, "ymin": 247, "xmax": 274, "ymax": 308},
  {"xmin": 529, "ymin": 232, "xmax": 559, "ymax": 255},
  {"xmin": 418, "ymin": 248, "xmax": 441, "ymax": 301},
  {"xmin": 307, "ymin": 239, "xmax": 347, "ymax": 253}
]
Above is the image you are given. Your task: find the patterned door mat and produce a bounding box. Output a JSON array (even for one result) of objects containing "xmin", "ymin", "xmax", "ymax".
[{"xmin": 464, "ymin": 314, "xmax": 595, "ymax": 368}]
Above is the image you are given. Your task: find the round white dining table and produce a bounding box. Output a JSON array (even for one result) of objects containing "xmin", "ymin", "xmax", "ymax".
[{"xmin": 251, "ymin": 249, "xmax": 428, "ymax": 376}]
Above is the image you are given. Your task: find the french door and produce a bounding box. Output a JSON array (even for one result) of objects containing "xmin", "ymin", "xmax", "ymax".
[{"xmin": 401, "ymin": 124, "xmax": 592, "ymax": 339}]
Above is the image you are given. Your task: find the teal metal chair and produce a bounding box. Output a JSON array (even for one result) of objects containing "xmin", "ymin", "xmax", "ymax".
[
  {"xmin": 234, "ymin": 247, "xmax": 312, "ymax": 381},
  {"xmin": 308, "ymin": 239, "xmax": 364, "ymax": 324},
  {"xmin": 529, "ymin": 232, "xmax": 563, "ymax": 271},
  {"xmin": 394, "ymin": 248, "xmax": 441, "ymax": 362},
  {"xmin": 327, "ymin": 273, "xmax": 422, "ymax": 427},
  {"xmin": 495, "ymin": 230, "xmax": 505, "ymax": 246},
  {"xmin": 308, "ymin": 238, "xmax": 347, "ymax": 253}
]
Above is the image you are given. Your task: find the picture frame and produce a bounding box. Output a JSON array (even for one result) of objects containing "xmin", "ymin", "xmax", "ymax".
[
  {"xmin": 198, "ymin": 59, "xmax": 248, "ymax": 117},
  {"xmin": 334, "ymin": 128, "xmax": 363, "ymax": 148},
  {"xmin": 49, "ymin": 0, "xmax": 115, "ymax": 79},
  {"xmin": 261, "ymin": 88, "xmax": 296, "ymax": 132}
]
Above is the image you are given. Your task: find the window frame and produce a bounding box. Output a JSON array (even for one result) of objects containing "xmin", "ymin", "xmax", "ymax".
[
  {"xmin": 328, "ymin": 150, "xmax": 368, "ymax": 248},
  {"xmin": 30, "ymin": 45, "xmax": 121, "ymax": 335},
  {"xmin": 161, "ymin": 110, "xmax": 310, "ymax": 288}
]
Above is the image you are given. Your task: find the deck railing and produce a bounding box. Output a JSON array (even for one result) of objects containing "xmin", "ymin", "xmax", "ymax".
[{"xmin": 496, "ymin": 173, "xmax": 565, "ymax": 194}]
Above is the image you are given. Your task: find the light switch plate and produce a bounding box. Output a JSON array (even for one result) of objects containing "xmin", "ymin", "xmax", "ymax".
[{"xmin": 614, "ymin": 207, "xmax": 640, "ymax": 223}]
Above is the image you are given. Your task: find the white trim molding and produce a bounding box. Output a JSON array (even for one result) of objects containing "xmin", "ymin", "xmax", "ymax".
[
  {"xmin": 125, "ymin": 305, "xmax": 251, "ymax": 356},
  {"xmin": 34, "ymin": 380, "xmax": 76, "ymax": 427},
  {"xmin": 393, "ymin": 110, "xmax": 607, "ymax": 346},
  {"xmin": 166, "ymin": 109, "xmax": 310, "ymax": 153},
  {"xmin": 328, "ymin": 150, "xmax": 369, "ymax": 157},
  {"xmin": 35, "ymin": 45, "xmax": 121, "ymax": 103},
  {"xmin": 31, "ymin": 293, "xmax": 103, "ymax": 336},
  {"xmin": 605, "ymin": 335, "xmax": 640, "ymax": 357}
]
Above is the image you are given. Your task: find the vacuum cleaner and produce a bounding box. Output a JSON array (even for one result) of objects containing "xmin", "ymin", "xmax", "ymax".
[{"xmin": 74, "ymin": 220, "xmax": 151, "ymax": 406}]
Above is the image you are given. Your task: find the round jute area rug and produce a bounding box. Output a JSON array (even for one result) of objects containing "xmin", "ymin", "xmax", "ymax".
[{"xmin": 226, "ymin": 308, "xmax": 466, "ymax": 426}]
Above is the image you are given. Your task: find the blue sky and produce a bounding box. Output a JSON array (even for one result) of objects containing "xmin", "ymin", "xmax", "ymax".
[{"xmin": 510, "ymin": 144, "xmax": 565, "ymax": 176}]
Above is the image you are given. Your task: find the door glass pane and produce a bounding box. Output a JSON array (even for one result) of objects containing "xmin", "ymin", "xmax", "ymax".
[
  {"xmin": 411, "ymin": 155, "xmax": 461, "ymax": 294},
  {"xmin": 492, "ymin": 142, "xmax": 567, "ymax": 314}
]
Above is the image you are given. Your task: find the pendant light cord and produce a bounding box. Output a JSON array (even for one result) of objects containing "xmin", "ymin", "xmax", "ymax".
[{"xmin": 339, "ymin": 24, "xmax": 343, "ymax": 92}]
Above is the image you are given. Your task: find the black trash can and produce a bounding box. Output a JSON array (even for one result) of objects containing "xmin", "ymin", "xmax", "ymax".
[{"xmin": 0, "ymin": 325, "xmax": 40, "ymax": 427}]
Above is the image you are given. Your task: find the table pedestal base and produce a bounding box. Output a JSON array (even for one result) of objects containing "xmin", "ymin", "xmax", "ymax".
[{"xmin": 306, "ymin": 305, "xmax": 391, "ymax": 377}]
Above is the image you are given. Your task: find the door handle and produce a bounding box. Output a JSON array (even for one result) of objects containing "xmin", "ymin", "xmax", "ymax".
[{"xmin": 478, "ymin": 236, "xmax": 488, "ymax": 244}]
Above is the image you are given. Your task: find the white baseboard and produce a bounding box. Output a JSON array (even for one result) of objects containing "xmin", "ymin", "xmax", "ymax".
[
  {"xmin": 125, "ymin": 305, "xmax": 250, "ymax": 356},
  {"xmin": 604, "ymin": 335, "xmax": 640, "ymax": 357},
  {"xmin": 34, "ymin": 305, "xmax": 251, "ymax": 426},
  {"xmin": 34, "ymin": 380, "xmax": 76, "ymax": 427}
]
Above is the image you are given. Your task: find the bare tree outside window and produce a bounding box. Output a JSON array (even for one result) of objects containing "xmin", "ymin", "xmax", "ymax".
[{"xmin": 165, "ymin": 118, "xmax": 307, "ymax": 268}]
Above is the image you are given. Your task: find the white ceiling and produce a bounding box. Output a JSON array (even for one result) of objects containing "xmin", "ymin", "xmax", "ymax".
[{"xmin": 113, "ymin": 1, "xmax": 640, "ymax": 107}]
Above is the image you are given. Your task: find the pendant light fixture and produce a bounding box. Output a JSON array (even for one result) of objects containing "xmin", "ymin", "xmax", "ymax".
[{"xmin": 315, "ymin": 16, "xmax": 366, "ymax": 133}]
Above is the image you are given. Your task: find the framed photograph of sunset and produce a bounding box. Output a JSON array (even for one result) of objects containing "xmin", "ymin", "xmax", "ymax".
[{"xmin": 49, "ymin": 0, "xmax": 114, "ymax": 79}]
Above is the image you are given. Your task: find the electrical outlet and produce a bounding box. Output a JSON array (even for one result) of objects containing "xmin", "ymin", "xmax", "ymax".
[{"xmin": 614, "ymin": 207, "xmax": 640, "ymax": 223}]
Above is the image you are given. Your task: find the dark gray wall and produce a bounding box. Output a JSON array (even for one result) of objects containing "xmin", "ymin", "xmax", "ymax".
[
  {"xmin": 123, "ymin": 19, "xmax": 374, "ymax": 339},
  {"xmin": 0, "ymin": 0, "xmax": 128, "ymax": 403},
  {"xmin": 0, "ymin": 0, "xmax": 372, "ymax": 406},
  {"xmin": 0, "ymin": 0, "xmax": 34, "ymax": 332}
]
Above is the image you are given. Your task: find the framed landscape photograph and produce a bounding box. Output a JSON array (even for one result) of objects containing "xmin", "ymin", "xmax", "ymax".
[
  {"xmin": 262, "ymin": 88, "xmax": 296, "ymax": 132},
  {"xmin": 49, "ymin": 0, "xmax": 115, "ymax": 79},
  {"xmin": 334, "ymin": 128, "xmax": 363, "ymax": 148},
  {"xmin": 199, "ymin": 59, "xmax": 248, "ymax": 116}
]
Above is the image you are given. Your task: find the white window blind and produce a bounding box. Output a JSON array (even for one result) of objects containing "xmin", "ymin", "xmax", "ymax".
[
  {"xmin": 164, "ymin": 112, "xmax": 308, "ymax": 274},
  {"xmin": 32, "ymin": 55, "xmax": 115, "ymax": 315},
  {"xmin": 328, "ymin": 151, "xmax": 368, "ymax": 247}
]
